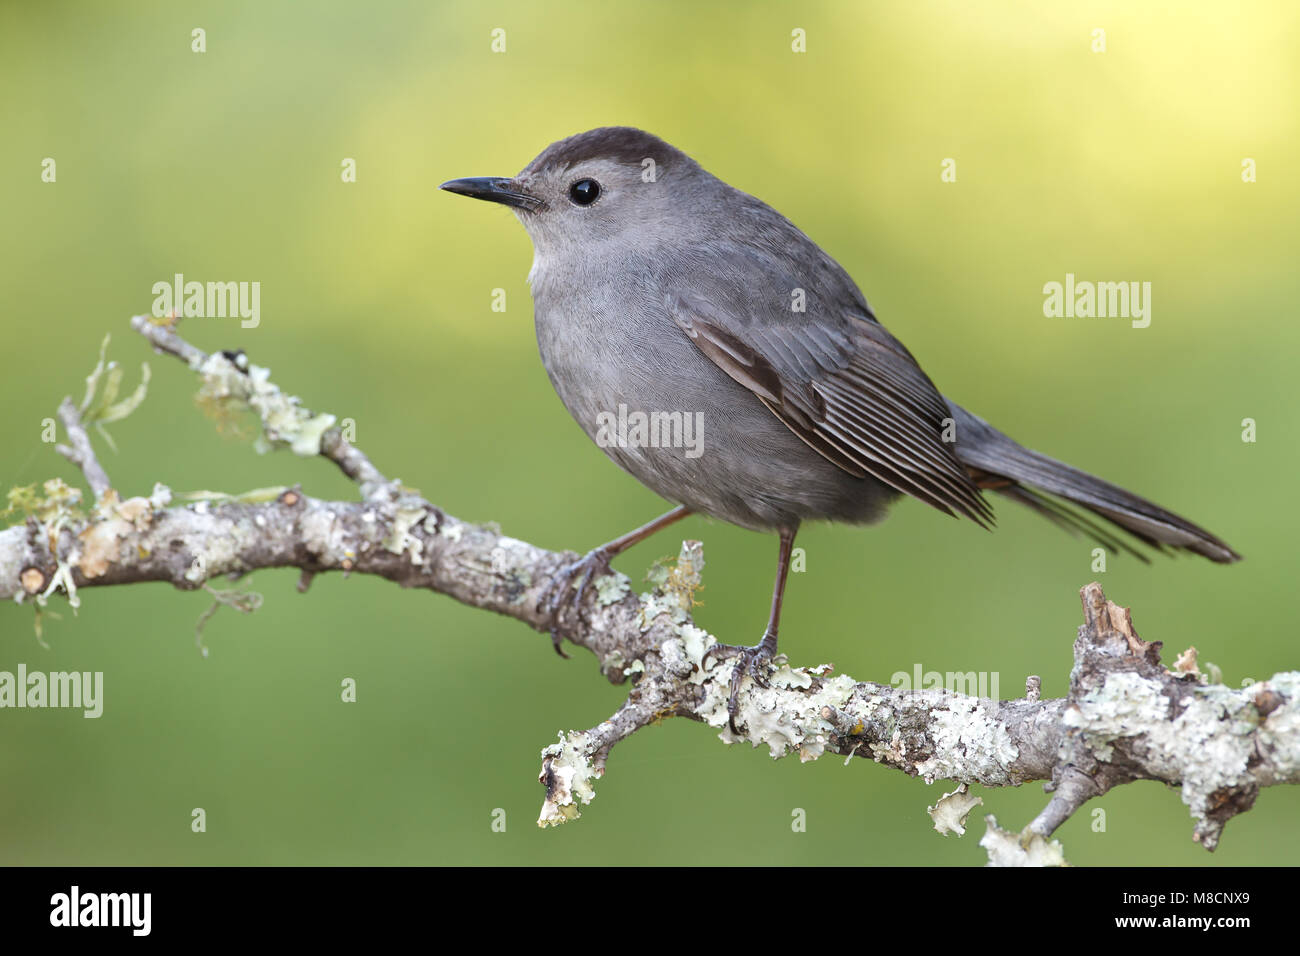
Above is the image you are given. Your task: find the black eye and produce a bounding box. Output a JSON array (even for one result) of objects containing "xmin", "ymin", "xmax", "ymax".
[{"xmin": 568, "ymin": 178, "xmax": 601, "ymax": 206}]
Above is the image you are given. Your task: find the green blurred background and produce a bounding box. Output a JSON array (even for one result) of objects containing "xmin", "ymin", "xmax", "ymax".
[{"xmin": 2, "ymin": 0, "xmax": 1296, "ymax": 865}]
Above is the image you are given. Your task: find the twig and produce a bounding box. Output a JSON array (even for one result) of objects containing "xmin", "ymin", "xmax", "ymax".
[{"xmin": 54, "ymin": 397, "xmax": 112, "ymax": 500}]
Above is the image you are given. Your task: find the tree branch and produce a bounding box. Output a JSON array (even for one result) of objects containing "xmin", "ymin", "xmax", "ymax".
[
  {"xmin": 54, "ymin": 397, "xmax": 112, "ymax": 501},
  {"xmin": 2, "ymin": 314, "xmax": 1295, "ymax": 864}
]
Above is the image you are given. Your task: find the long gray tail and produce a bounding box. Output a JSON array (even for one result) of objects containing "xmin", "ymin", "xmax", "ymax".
[{"xmin": 945, "ymin": 401, "xmax": 1241, "ymax": 564}]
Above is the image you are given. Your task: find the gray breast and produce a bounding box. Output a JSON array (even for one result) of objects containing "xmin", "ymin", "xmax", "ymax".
[{"xmin": 529, "ymin": 266, "xmax": 897, "ymax": 532}]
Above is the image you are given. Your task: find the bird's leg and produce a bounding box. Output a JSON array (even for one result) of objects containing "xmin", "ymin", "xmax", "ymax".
[
  {"xmin": 702, "ymin": 525, "xmax": 798, "ymax": 733},
  {"xmin": 539, "ymin": 505, "xmax": 692, "ymax": 657}
]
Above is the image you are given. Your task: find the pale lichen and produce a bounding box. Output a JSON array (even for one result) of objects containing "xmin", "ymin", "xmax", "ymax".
[
  {"xmin": 676, "ymin": 624, "xmax": 714, "ymax": 683},
  {"xmin": 713, "ymin": 660, "xmax": 858, "ymax": 761},
  {"xmin": 76, "ymin": 333, "xmax": 151, "ymax": 452},
  {"xmin": 913, "ymin": 695, "xmax": 1019, "ymax": 785},
  {"xmin": 980, "ymin": 815, "xmax": 1069, "ymax": 867},
  {"xmin": 196, "ymin": 352, "xmax": 336, "ymax": 457},
  {"xmin": 299, "ymin": 508, "xmax": 348, "ymax": 565},
  {"xmin": 637, "ymin": 540, "xmax": 703, "ymax": 628},
  {"xmin": 537, "ymin": 731, "xmax": 599, "ymax": 827},
  {"xmin": 382, "ymin": 503, "xmax": 428, "ymax": 565},
  {"xmin": 76, "ymin": 484, "xmax": 174, "ymax": 579},
  {"xmin": 3, "ymin": 478, "xmax": 84, "ymax": 528},
  {"xmin": 1254, "ymin": 674, "xmax": 1300, "ymax": 780},
  {"xmin": 9, "ymin": 479, "xmax": 87, "ymax": 610},
  {"xmin": 1063, "ymin": 670, "xmax": 1293, "ymax": 835},
  {"xmin": 594, "ymin": 573, "xmax": 630, "ymax": 606},
  {"xmin": 928, "ymin": 784, "xmax": 984, "ymax": 836}
]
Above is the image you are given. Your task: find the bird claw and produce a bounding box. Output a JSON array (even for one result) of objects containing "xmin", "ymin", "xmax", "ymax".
[
  {"xmin": 538, "ymin": 547, "xmax": 613, "ymax": 656},
  {"xmin": 702, "ymin": 639, "xmax": 777, "ymax": 734}
]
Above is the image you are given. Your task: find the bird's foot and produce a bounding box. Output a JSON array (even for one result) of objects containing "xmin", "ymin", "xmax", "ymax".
[
  {"xmin": 702, "ymin": 636, "xmax": 778, "ymax": 734},
  {"xmin": 537, "ymin": 546, "xmax": 614, "ymax": 658}
]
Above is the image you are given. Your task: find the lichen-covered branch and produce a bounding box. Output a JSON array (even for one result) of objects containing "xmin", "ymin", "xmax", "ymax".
[{"xmin": 2, "ymin": 314, "xmax": 1295, "ymax": 865}]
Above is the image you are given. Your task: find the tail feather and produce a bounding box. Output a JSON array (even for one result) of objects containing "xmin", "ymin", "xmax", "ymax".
[
  {"xmin": 946, "ymin": 401, "xmax": 1241, "ymax": 564},
  {"xmin": 994, "ymin": 483, "xmax": 1160, "ymax": 563}
]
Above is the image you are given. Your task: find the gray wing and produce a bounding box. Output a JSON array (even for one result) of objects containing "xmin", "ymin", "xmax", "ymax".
[{"xmin": 663, "ymin": 244, "xmax": 992, "ymax": 526}]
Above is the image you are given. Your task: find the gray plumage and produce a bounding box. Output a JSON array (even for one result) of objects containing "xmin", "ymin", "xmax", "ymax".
[{"xmin": 445, "ymin": 126, "xmax": 1238, "ymax": 564}]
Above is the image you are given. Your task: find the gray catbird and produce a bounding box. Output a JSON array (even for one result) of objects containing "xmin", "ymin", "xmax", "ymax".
[{"xmin": 442, "ymin": 126, "xmax": 1240, "ymax": 730}]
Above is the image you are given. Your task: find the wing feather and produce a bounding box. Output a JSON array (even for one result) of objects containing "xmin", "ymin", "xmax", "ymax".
[{"xmin": 669, "ymin": 289, "xmax": 992, "ymax": 527}]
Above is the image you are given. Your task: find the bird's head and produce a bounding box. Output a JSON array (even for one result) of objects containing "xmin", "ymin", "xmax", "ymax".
[{"xmin": 441, "ymin": 126, "xmax": 715, "ymax": 259}]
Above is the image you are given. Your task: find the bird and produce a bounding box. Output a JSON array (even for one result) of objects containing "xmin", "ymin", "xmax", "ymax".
[{"xmin": 440, "ymin": 126, "xmax": 1240, "ymax": 731}]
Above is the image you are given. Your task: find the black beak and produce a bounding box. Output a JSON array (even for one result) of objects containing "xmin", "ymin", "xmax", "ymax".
[{"xmin": 439, "ymin": 177, "xmax": 543, "ymax": 211}]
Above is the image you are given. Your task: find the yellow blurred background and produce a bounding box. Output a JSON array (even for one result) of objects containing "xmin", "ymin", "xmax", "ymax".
[{"xmin": 1, "ymin": 0, "xmax": 1296, "ymax": 864}]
